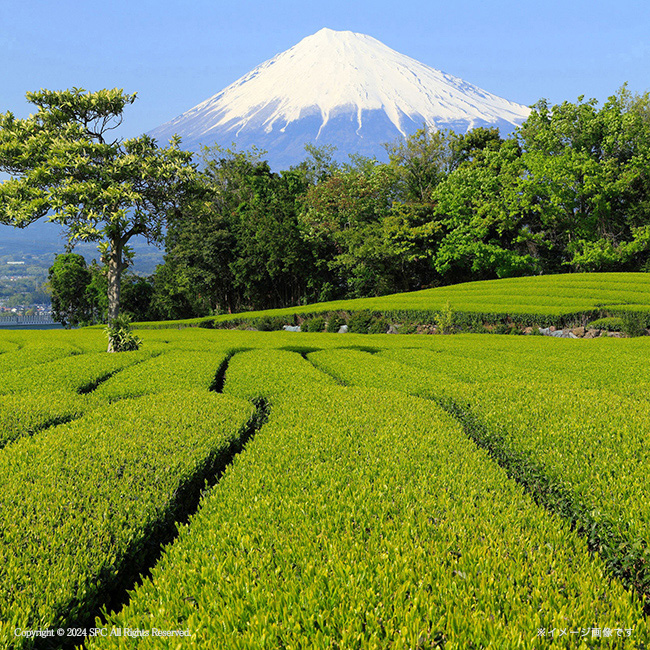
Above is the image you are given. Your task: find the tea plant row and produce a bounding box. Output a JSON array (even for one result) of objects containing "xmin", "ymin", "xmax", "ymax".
[{"xmin": 85, "ymin": 349, "xmax": 647, "ymax": 648}]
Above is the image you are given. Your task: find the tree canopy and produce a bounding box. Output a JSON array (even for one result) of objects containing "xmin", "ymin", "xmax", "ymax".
[{"xmin": 0, "ymin": 87, "xmax": 196, "ymax": 347}]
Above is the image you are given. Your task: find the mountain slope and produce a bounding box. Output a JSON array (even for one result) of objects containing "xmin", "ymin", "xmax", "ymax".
[{"xmin": 150, "ymin": 28, "xmax": 531, "ymax": 168}]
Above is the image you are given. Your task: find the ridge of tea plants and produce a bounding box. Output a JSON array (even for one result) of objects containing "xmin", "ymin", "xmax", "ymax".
[{"xmin": 136, "ymin": 272, "xmax": 650, "ymax": 335}]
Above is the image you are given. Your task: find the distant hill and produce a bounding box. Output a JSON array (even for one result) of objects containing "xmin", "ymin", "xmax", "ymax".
[{"xmin": 0, "ymin": 220, "xmax": 162, "ymax": 275}]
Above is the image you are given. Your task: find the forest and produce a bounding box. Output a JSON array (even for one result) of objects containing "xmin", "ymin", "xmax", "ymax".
[{"xmin": 44, "ymin": 86, "xmax": 650, "ymax": 324}]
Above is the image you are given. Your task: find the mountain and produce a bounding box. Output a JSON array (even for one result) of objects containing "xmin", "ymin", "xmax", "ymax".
[{"xmin": 150, "ymin": 28, "xmax": 531, "ymax": 169}]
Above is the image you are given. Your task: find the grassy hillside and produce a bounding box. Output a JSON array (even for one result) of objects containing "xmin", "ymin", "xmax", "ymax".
[{"xmin": 139, "ymin": 272, "xmax": 650, "ymax": 330}]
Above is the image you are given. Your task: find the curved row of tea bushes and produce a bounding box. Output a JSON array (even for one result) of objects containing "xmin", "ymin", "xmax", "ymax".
[
  {"xmin": 376, "ymin": 337, "xmax": 650, "ymax": 404},
  {"xmin": 309, "ymin": 347, "xmax": 650, "ymax": 609},
  {"xmin": 374, "ymin": 344, "xmax": 650, "ymax": 599},
  {"xmin": 0, "ymin": 330, "xmax": 108, "ymax": 373},
  {"xmin": 0, "ymin": 349, "xmax": 158, "ymax": 449},
  {"xmin": 0, "ymin": 391, "xmax": 89, "ymax": 449},
  {"xmin": 87, "ymin": 350, "xmax": 646, "ymax": 649},
  {"xmin": 0, "ymin": 341, "xmax": 239, "ymax": 452},
  {"xmin": 0, "ymin": 340, "xmax": 83, "ymax": 375},
  {"xmin": 91, "ymin": 348, "xmax": 237, "ymax": 402},
  {"xmin": 0, "ymin": 339, "xmax": 19, "ymax": 354},
  {"xmin": 0, "ymin": 348, "xmax": 155, "ymax": 396},
  {"xmin": 0, "ymin": 389, "xmax": 254, "ymax": 650}
]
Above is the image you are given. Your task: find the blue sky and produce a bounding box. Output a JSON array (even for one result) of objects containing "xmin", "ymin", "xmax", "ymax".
[{"xmin": 1, "ymin": 0, "xmax": 649, "ymax": 139}]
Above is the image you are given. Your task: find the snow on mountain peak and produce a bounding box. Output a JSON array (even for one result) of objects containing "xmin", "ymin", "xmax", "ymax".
[{"xmin": 150, "ymin": 28, "xmax": 531, "ymax": 167}]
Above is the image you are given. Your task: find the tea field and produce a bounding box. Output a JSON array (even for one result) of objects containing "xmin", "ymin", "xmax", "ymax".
[
  {"xmin": 0, "ymin": 325, "xmax": 648, "ymax": 649},
  {"xmin": 143, "ymin": 272, "xmax": 650, "ymax": 330}
]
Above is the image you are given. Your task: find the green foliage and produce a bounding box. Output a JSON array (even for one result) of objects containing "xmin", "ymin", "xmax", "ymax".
[
  {"xmin": 2, "ymin": 327, "xmax": 650, "ymax": 648},
  {"xmin": 252, "ymin": 316, "xmax": 286, "ymax": 332},
  {"xmin": 137, "ymin": 272, "xmax": 650, "ymax": 335},
  {"xmin": 347, "ymin": 310, "xmax": 375, "ymax": 333},
  {"xmin": 492, "ymin": 322, "xmax": 520, "ymax": 335},
  {"xmin": 398, "ymin": 322, "xmax": 418, "ymax": 334},
  {"xmin": 0, "ymin": 87, "xmax": 196, "ymax": 321},
  {"xmin": 368, "ymin": 316, "xmax": 389, "ymax": 334},
  {"xmin": 621, "ymin": 311, "xmax": 648, "ymax": 337},
  {"xmin": 92, "ymin": 349, "xmax": 234, "ymax": 402},
  {"xmin": 384, "ymin": 126, "xmax": 455, "ymax": 202},
  {"xmin": 0, "ymin": 389, "xmax": 252, "ymax": 647},
  {"xmin": 313, "ymin": 345, "xmax": 650, "ymax": 609},
  {"xmin": 105, "ymin": 314, "xmax": 141, "ymax": 352},
  {"xmin": 120, "ymin": 274, "xmax": 154, "ymax": 321},
  {"xmin": 47, "ymin": 253, "xmax": 93, "ymax": 327},
  {"xmin": 146, "ymin": 89, "xmax": 650, "ymax": 316},
  {"xmin": 434, "ymin": 301, "xmax": 455, "ymax": 334},
  {"xmin": 155, "ymin": 145, "xmax": 311, "ymax": 317},
  {"xmin": 326, "ymin": 313, "xmax": 346, "ymax": 332},
  {"xmin": 587, "ymin": 316, "xmax": 624, "ymax": 331},
  {"xmin": 86, "ymin": 347, "xmax": 647, "ymax": 648},
  {"xmin": 303, "ymin": 315, "xmax": 325, "ymax": 332}
]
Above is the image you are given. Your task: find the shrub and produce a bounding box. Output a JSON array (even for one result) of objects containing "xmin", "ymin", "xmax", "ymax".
[
  {"xmin": 434, "ymin": 302, "xmax": 455, "ymax": 334},
  {"xmin": 303, "ymin": 316, "xmax": 326, "ymax": 333},
  {"xmin": 586, "ymin": 317, "xmax": 623, "ymax": 332},
  {"xmin": 105, "ymin": 314, "xmax": 141, "ymax": 352},
  {"xmin": 492, "ymin": 322, "xmax": 517, "ymax": 335},
  {"xmin": 254, "ymin": 316, "xmax": 285, "ymax": 332},
  {"xmin": 368, "ymin": 317, "xmax": 389, "ymax": 334},
  {"xmin": 326, "ymin": 314, "xmax": 346, "ymax": 333},
  {"xmin": 348, "ymin": 311, "xmax": 374, "ymax": 334},
  {"xmin": 620, "ymin": 312, "xmax": 647, "ymax": 338},
  {"xmin": 464, "ymin": 317, "xmax": 489, "ymax": 334},
  {"xmin": 398, "ymin": 323, "xmax": 418, "ymax": 335}
]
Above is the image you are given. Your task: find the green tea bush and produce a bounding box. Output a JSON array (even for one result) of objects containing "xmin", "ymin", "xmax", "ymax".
[
  {"xmin": 93, "ymin": 350, "xmax": 232, "ymax": 402},
  {"xmin": 0, "ymin": 391, "xmax": 88, "ymax": 449},
  {"xmin": 318, "ymin": 346, "xmax": 650, "ymax": 610},
  {"xmin": 88, "ymin": 349, "xmax": 648, "ymax": 649},
  {"xmin": 368, "ymin": 316, "xmax": 389, "ymax": 334},
  {"xmin": 347, "ymin": 311, "xmax": 374, "ymax": 333},
  {"xmin": 253, "ymin": 316, "xmax": 286, "ymax": 331},
  {"xmin": 398, "ymin": 322, "xmax": 418, "ymax": 334},
  {"xmin": 0, "ymin": 349, "xmax": 151, "ymax": 396},
  {"xmin": 0, "ymin": 390, "xmax": 253, "ymax": 648},
  {"xmin": 326, "ymin": 313, "xmax": 346, "ymax": 332},
  {"xmin": 0, "ymin": 341, "xmax": 83, "ymax": 375},
  {"xmin": 587, "ymin": 316, "xmax": 623, "ymax": 331},
  {"xmin": 621, "ymin": 311, "xmax": 647, "ymax": 337},
  {"xmin": 303, "ymin": 316, "xmax": 326, "ymax": 332}
]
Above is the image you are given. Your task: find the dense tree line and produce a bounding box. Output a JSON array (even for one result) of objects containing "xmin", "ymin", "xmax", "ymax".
[
  {"xmin": 43, "ymin": 86, "xmax": 650, "ymax": 323},
  {"xmin": 142, "ymin": 86, "xmax": 648, "ymax": 320}
]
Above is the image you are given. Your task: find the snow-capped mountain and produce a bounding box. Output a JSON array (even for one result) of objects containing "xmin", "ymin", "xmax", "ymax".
[{"xmin": 150, "ymin": 28, "xmax": 531, "ymax": 169}]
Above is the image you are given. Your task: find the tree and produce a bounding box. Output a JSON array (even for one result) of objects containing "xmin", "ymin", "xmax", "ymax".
[
  {"xmin": 431, "ymin": 139, "xmax": 538, "ymax": 281},
  {"xmin": 0, "ymin": 88, "xmax": 196, "ymax": 349},
  {"xmin": 155, "ymin": 145, "xmax": 313, "ymax": 315},
  {"xmin": 47, "ymin": 253, "xmax": 93, "ymax": 327},
  {"xmin": 384, "ymin": 127, "xmax": 455, "ymax": 203},
  {"xmin": 514, "ymin": 88, "xmax": 650, "ymax": 271}
]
